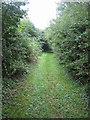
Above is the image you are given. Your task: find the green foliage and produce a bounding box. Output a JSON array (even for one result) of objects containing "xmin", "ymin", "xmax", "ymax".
[
  {"xmin": 45, "ymin": 2, "xmax": 89, "ymax": 84},
  {"xmin": 2, "ymin": 1, "xmax": 27, "ymax": 77},
  {"xmin": 2, "ymin": 1, "xmax": 42, "ymax": 78},
  {"xmin": 2, "ymin": 53, "xmax": 88, "ymax": 118},
  {"xmin": 38, "ymin": 31, "xmax": 52, "ymax": 52},
  {"xmin": 2, "ymin": 1, "xmax": 42, "ymax": 102}
]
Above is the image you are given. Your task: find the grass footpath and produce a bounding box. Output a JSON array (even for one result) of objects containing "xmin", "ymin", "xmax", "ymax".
[{"xmin": 2, "ymin": 53, "xmax": 88, "ymax": 118}]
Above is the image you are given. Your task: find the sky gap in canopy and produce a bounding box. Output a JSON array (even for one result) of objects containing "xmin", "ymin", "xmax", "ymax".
[{"xmin": 21, "ymin": 0, "xmax": 61, "ymax": 30}]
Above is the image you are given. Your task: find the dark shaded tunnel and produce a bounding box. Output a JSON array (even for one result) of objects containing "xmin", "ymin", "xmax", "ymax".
[{"xmin": 42, "ymin": 42, "xmax": 52, "ymax": 52}]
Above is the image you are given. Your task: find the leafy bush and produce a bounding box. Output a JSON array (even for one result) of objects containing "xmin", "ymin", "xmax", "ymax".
[
  {"xmin": 2, "ymin": 1, "xmax": 27, "ymax": 77},
  {"xmin": 45, "ymin": 2, "xmax": 89, "ymax": 84},
  {"xmin": 2, "ymin": 1, "xmax": 42, "ymax": 78},
  {"xmin": 2, "ymin": 1, "xmax": 42, "ymax": 101}
]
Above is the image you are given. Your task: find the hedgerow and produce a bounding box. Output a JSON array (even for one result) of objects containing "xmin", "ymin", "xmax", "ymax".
[
  {"xmin": 45, "ymin": 2, "xmax": 89, "ymax": 84},
  {"xmin": 2, "ymin": 1, "xmax": 42, "ymax": 78},
  {"xmin": 2, "ymin": 1, "xmax": 42, "ymax": 100}
]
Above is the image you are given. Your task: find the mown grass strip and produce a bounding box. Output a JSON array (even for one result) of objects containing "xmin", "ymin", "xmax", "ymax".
[{"xmin": 2, "ymin": 53, "xmax": 88, "ymax": 118}]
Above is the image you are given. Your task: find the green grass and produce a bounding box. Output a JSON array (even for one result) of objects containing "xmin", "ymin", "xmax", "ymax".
[{"xmin": 2, "ymin": 53, "xmax": 88, "ymax": 118}]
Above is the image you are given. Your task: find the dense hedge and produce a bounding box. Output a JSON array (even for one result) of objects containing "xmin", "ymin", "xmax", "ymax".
[
  {"xmin": 2, "ymin": 1, "xmax": 42, "ymax": 78},
  {"xmin": 45, "ymin": 2, "xmax": 89, "ymax": 84},
  {"xmin": 2, "ymin": 1, "xmax": 43, "ymax": 102}
]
